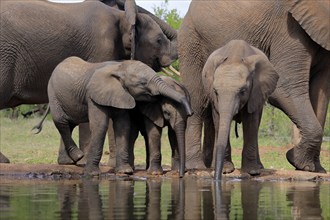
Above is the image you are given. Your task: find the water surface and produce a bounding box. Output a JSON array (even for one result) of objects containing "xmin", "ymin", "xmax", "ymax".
[{"xmin": 0, "ymin": 177, "xmax": 329, "ymax": 219}]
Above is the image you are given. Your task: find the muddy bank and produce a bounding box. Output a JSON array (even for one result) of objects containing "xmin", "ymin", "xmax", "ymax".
[{"xmin": 0, "ymin": 163, "xmax": 329, "ymax": 182}]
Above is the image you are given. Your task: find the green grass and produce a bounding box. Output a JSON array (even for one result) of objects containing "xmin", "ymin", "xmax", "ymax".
[{"xmin": 0, "ymin": 106, "xmax": 329, "ymax": 171}]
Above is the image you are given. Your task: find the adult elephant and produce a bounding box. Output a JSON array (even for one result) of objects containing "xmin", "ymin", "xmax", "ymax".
[
  {"xmin": 202, "ymin": 40, "xmax": 279, "ymax": 180},
  {"xmin": 178, "ymin": 0, "xmax": 329, "ymax": 173},
  {"xmin": 47, "ymin": 57, "xmax": 193, "ymax": 175},
  {"xmin": 0, "ymin": 0, "xmax": 178, "ymax": 163}
]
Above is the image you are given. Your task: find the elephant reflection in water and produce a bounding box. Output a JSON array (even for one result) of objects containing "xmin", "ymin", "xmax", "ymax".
[
  {"xmin": 57, "ymin": 180, "xmax": 104, "ymax": 220},
  {"xmin": 286, "ymin": 182, "xmax": 323, "ymax": 219}
]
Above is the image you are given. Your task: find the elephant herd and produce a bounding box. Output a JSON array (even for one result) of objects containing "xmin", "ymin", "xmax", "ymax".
[{"xmin": 0, "ymin": 0, "xmax": 328, "ymax": 180}]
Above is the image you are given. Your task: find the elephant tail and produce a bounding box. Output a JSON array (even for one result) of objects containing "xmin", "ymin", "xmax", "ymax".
[{"xmin": 31, "ymin": 104, "xmax": 50, "ymax": 134}]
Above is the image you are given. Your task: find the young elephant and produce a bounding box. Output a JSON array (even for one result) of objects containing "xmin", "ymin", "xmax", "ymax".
[
  {"xmin": 127, "ymin": 76, "xmax": 191, "ymax": 177},
  {"xmin": 47, "ymin": 57, "xmax": 193, "ymax": 176},
  {"xmin": 202, "ymin": 40, "xmax": 279, "ymax": 180}
]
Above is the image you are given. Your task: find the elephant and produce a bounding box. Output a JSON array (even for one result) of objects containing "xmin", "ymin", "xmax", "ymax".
[
  {"xmin": 178, "ymin": 0, "xmax": 329, "ymax": 174},
  {"xmin": 46, "ymin": 57, "xmax": 193, "ymax": 175},
  {"xmin": 108, "ymin": 75, "xmax": 191, "ymax": 177},
  {"xmin": 202, "ymin": 40, "xmax": 279, "ymax": 180},
  {"xmin": 0, "ymin": 0, "xmax": 178, "ymax": 163}
]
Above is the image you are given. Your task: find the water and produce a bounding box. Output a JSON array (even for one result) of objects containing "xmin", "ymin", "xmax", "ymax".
[{"xmin": 0, "ymin": 177, "xmax": 329, "ymax": 220}]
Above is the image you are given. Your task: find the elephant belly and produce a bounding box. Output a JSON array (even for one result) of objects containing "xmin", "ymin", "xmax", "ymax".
[{"xmin": 62, "ymin": 104, "xmax": 89, "ymax": 126}]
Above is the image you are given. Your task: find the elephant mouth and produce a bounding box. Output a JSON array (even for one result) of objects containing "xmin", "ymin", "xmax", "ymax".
[{"xmin": 152, "ymin": 58, "xmax": 162, "ymax": 72}]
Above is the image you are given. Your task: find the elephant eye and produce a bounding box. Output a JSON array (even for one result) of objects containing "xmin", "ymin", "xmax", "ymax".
[
  {"xmin": 239, "ymin": 87, "xmax": 247, "ymax": 96},
  {"xmin": 157, "ymin": 36, "xmax": 162, "ymax": 45}
]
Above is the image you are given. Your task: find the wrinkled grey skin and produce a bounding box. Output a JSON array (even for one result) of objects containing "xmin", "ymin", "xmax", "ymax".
[
  {"xmin": 178, "ymin": 0, "xmax": 329, "ymax": 174},
  {"xmin": 0, "ymin": 0, "xmax": 178, "ymax": 163},
  {"xmin": 202, "ymin": 40, "xmax": 279, "ymax": 180},
  {"xmin": 47, "ymin": 57, "xmax": 193, "ymax": 175},
  {"xmin": 108, "ymin": 76, "xmax": 191, "ymax": 177}
]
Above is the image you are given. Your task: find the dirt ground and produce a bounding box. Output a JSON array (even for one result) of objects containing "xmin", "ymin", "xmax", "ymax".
[
  {"xmin": 0, "ymin": 163, "xmax": 329, "ymax": 182},
  {"xmin": 1, "ymin": 144, "xmax": 329, "ymax": 182}
]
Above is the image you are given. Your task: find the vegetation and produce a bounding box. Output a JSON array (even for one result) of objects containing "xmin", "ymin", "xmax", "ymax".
[{"xmin": 0, "ymin": 103, "xmax": 329, "ymax": 171}]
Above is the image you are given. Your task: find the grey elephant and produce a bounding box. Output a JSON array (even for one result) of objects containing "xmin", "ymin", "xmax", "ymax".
[
  {"xmin": 178, "ymin": 0, "xmax": 329, "ymax": 173},
  {"xmin": 108, "ymin": 76, "xmax": 191, "ymax": 177},
  {"xmin": 202, "ymin": 40, "xmax": 279, "ymax": 180},
  {"xmin": 0, "ymin": 0, "xmax": 178, "ymax": 163},
  {"xmin": 47, "ymin": 57, "xmax": 193, "ymax": 175}
]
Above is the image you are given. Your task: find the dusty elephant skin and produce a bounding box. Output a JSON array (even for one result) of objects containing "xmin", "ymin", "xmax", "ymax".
[
  {"xmin": 47, "ymin": 57, "xmax": 193, "ymax": 176},
  {"xmin": 108, "ymin": 76, "xmax": 192, "ymax": 177},
  {"xmin": 202, "ymin": 40, "xmax": 279, "ymax": 180},
  {"xmin": 0, "ymin": 0, "xmax": 178, "ymax": 163},
  {"xmin": 178, "ymin": 0, "xmax": 329, "ymax": 173}
]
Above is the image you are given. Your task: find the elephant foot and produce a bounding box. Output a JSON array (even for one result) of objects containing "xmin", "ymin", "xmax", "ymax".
[
  {"xmin": 147, "ymin": 164, "xmax": 163, "ymax": 175},
  {"xmin": 58, "ymin": 154, "xmax": 75, "ymax": 165},
  {"xmin": 107, "ymin": 156, "xmax": 116, "ymax": 168},
  {"xmin": 241, "ymin": 161, "xmax": 262, "ymax": 176},
  {"xmin": 171, "ymin": 159, "xmax": 180, "ymax": 171},
  {"xmin": 69, "ymin": 147, "xmax": 84, "ymax": 163},
  {"xmin": 0, "ymin": 152, "xmax": 10, "ymax": 163},
  {"xmin": 116, "ymin": 164, "xmax": 133, "ymax": 175},
  {"xmin": 286, "ymin": 147, "xmax": 316, "ymax": 172},
  {"xmin": 84, "ymin": 165, "xmax": 101, "ymax": 176},
  {"xmin": 222, "ymin": 161, "xmax": 235, "ymax": 174},
  {"xmin": 76, "ymin": 156, "xmax": 87, "ymax": 166},
  {"xmin": 314, "ymin": 162, "xmax": 326, "ymax": 173},
  {"xmin": 186, "ymin": 158, "xmax": 206, "ymax": 170},
  {"xmin": 314, "ymin": 154, "xmax": 327, "ymax": 173}
]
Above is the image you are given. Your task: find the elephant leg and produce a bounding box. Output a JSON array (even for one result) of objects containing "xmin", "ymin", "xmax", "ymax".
[
  {"xmin": 107, "ymin": 118, "xmax": 116, "ymax": 168},
  {"xmin": 180, "ymin": 34, "xmax": 208, "ymax": 170},
  {"xmin": 203, "ymin": 110, "xmax": 215, "ymax": 168},
  {"xmin": 84, "ymin": 106, "xmax": 109, "ymax": 176},
  {"xmin": 168, "ymin": 127, "xmax": 179, "ymax": 171},
  {"xmin": 112, "ymin": 110, "xmax": 133, "ymax": 175},
  {"xmin": 58, "ymin": 139, "xmax": 75, "ymax": 165},
  {"xmin": 76, "ymin": 122, "xmax": 91, "ymax": 166},
  {"xmin": 58, "ymin": 123, "xmax": 89, "ymax": 165},
  {"xmin": 241, "ymin": 109, "xmax": 264, "ymax": 175},
  {"xmin": 270, "ymin": 89, "xmax": 323, "ymax": 173},
  {"xmin": 55, "ymin": 123, "xmax": 84, "ymax": 163},
  {"xmin": 184, "ymin": 115, "xmax": 206, "ymax": 169},
  {"xmin": 0, "ymin": 152, "xmax": 10, "ymax": 163},
  {"xmin": 145, "ymin": 119, "xmax": 163, "ymax": 175},
  {"xmin": 127, "ymin": 119, "xmax": 139, "ymax": 170},
  {"xmin": 309, "ymin": 63, "xmax": 329, "ymax": 173}
]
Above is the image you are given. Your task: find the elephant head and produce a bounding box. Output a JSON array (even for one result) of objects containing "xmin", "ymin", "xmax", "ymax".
[
  {"xmin": 202, "ymin": 40, "xmax": 279, "ymax": 180},
  {"xmin": 87, "ymin": 60, "xmax": 193, "ymax": 116},
  {"xmin": 137, "ymin": 76, "xmax": 192, "ymax": 177},
  {"xmin": 105, "ymin": 0, "xmax": 178, "ymax": 71}
]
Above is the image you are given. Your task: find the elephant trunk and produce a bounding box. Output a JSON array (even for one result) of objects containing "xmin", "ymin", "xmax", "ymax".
[
  {"xmin": 174, "ymin": 120, "xmax": 186, "ymax": 177},
  {"xmin": 115, "ymin": 0, "xmax": 178, "ymax": 40},
  {"xmin": 151, "ymin": 75, "xmax": 193, "ymax": 116},
  {"xmin": 214, "ymin": 98, "xmax": 237, "ymax": 180}
]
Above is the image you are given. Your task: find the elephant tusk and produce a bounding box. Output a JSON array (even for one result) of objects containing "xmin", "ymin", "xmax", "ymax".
[
  {"xmin": 161, "ymin": 66, "xmax": 181, "ymax": 78},
  {"xmin": 169, "ymin": 65, "xmax": 181, "ymax": 76},
  {"xmin": 161, "ymin": 67, "xmax": 174, "ymax": 77}
]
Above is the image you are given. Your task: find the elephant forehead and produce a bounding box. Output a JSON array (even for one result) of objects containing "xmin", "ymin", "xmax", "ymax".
[{"xmin": 214, "ymin": 65, "xmax": 249, "ymax": 88}]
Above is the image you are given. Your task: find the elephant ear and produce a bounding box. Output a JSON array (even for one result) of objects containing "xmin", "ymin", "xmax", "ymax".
[
  {"xmin": 244, "ymin": 55, "xmax": 279, "ymax": 113},
  {"xmin": 138, "ymin": 102, "xmax": 165, "ymax": 128},
  {"xmin": 124, "ymin": 0, "xmax": 137, "ymax": 59},
  {"xmin": 202, "ymin": 52, "xmax": 228, "ymax": 96},
  {"xmin": 87, "ymin": 66, "xmax": 136, "ymax": 109},
  {"xmin": 289, "ymin": 0, "xmax": 330, "ymax": 50}
]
